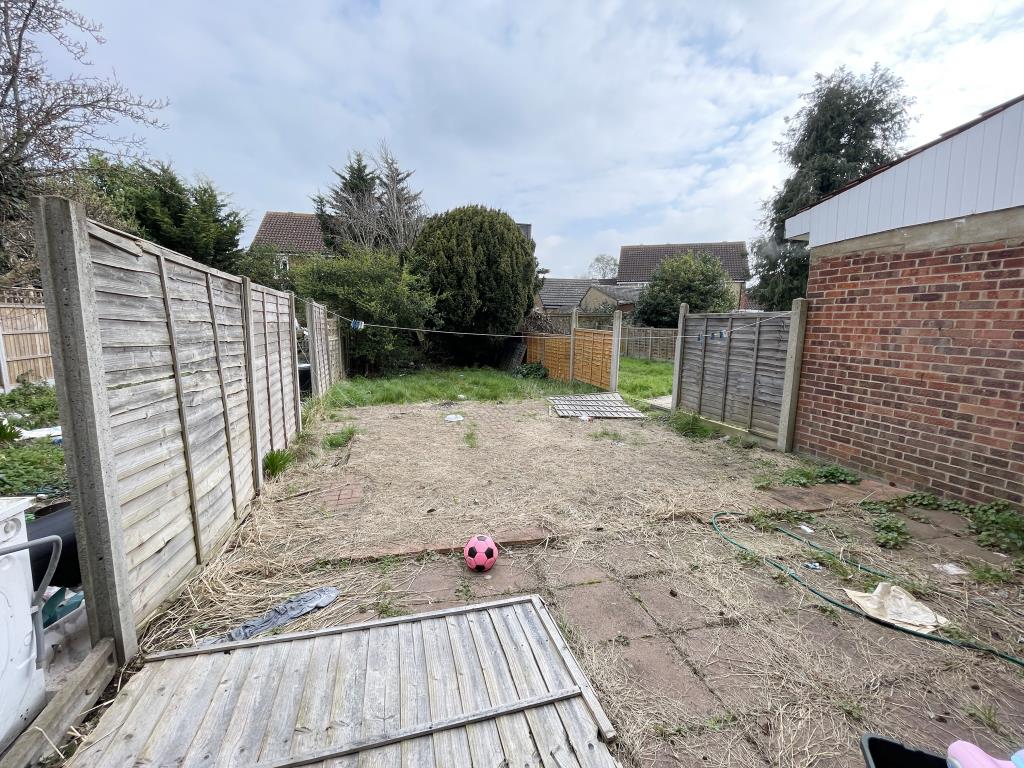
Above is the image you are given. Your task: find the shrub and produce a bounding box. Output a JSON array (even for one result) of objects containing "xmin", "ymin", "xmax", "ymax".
[
  {"xmin": 408, "ymin": 206, "xmax": 539, "ymax": 360},
  {"xmin": 872, "ymin": 514, "xmax": 910, "ymax": 549},
  {"xmin": 514, "ymin": 362, "xmax": 547, "ymax": 379},
  {"xmin": 0, "ymin": 441, "xmax": 68, "ymax": 495},
  {"xmin": 0, "ymin": 381, "xmax": 60, "ymax": 429},
  {"xmin": 292, "ymin": 248, "xmax": 435, "ymax": 374},
  {"xmin": 262, "ymin": 449, "xmax": 293, "ymax": 479}
]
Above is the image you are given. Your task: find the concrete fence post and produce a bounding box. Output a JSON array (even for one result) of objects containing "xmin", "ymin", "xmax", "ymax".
[
  {"xmin": 609, "ymin": 309, "xmax": 623, "ymax": 392},
  {"xmin": 33, "ymin": 197, "xmax": 138, "ymax": 663},
  {"xmin": 568, "ymin": 307, "xmax": 579, "ymax": 382},
  {"xmin": 777, "ymin": 298, "xmax": 808, "ymax": 452},
  {"xmin": 289, "ymin": 292, "xmax": 302, "ymax": 432},
  {"xmin": 241, "ymin": 278, "xmax": 263, "ymax": 495},
  {"xmin": 306, "ymin": 300, "xmax": 321, "ymax": 397},
  {"xmin": 670, "ymin": 304, "xmax": 688, "ymax": 412}
]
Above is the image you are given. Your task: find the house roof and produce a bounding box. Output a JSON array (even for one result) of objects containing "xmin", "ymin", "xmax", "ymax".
[
  {"xmin": 786, "ymin": 92, "xmax": 1024, "ymax": 247},
  {"xmin": 251, "ymin": 212, "xmax": 325, "ymax": 254},
  {"xmin": 618, "ymin": 242, "xmax": 748, "ymax": 283},
  {"xmin": 587, "ymin": 284, "xmax": 644, "ymax": 304},
  {"xmin": 538, "ymin": 278, "xmax": 594, "ymax": 308}
]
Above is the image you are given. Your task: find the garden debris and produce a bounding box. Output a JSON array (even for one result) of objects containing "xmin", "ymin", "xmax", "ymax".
[
  {"xmin": 932, "ymin": 562, "xmax": 969, "ymax": 576},
  {"xmin": 197, "ymin": 586, "xmax": 339, "ymax": 646},
  {"xmin": 444, "ymin": 414, "xmax": 464, "ymax": 422},
  {"xmin": 802, "ymin": 561, "xmax": 824, "ymax": 571},
  {"xmin": 548, "ymin": 392, "xmax": 646, "ymax": 419},
  {"xmin": 843, "ymin": 582, "xmax": 948, "ymax": 633},
  {"xmin": 798, "ymin": 523, "xmax": 815, "ymax": 534}
]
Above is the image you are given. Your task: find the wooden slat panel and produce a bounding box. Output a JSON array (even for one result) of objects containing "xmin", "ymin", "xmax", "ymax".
[
  {"xmin": 397, "ymin": 622, "xmax": 435, "ymax": 767},
  {"xmin": 420, "ymin": 617, "xmax": 474, "ymax": 768}
]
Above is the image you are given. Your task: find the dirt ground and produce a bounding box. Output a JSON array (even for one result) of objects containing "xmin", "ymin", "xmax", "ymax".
[{"xmin": 143, "ymin": 399, "xmax": 1024, "ymax": 768}]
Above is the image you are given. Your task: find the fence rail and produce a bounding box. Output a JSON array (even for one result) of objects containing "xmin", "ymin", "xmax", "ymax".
[
  {"xmin": 33, "ymin": 197, "xmax": 343, "ymax": 662},
  {"xmin": 670, "ymin": 302, "xmax": 806, "ymax": 449},
  {"xmin": 620, "ymin": 326, "xmax": 677, "ymax": 361},
  {"xmin": 0, "ymin": 288, "xmax": 53, "ymax": 389}
]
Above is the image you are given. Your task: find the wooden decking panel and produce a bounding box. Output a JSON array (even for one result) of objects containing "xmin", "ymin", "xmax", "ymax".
[{"xmin": 66, "ymin": 596, "xmax": 618, "ymax": 768}]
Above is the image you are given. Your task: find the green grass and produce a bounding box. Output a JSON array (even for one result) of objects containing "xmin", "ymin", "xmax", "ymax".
[
  {"xmin": 324, "ymin": 367, "xmax": 595, "ymax": 408},
  {"xmin": 617, "ymin": 357, "xmax": 674, "ymax": 400},
  {"xmin": 463, "ymin": 426, "xmax": 479, "ymax": 448},
  {"xmin": 590, "ymin": 428, "xmax": 623, "ymax": 441},
  {"xmin": 323, "ymin": 426, "xmax": 357, "ymax": 449}
]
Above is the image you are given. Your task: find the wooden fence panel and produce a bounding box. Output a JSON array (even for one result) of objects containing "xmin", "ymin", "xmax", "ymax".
[
  {"xmin": 0, "ymin": 288, "xmax": 53, "ymax": 388},
  {"xmin": 673, "ymin": 311, "xmax": 792, "ymax": 442},
  {"xmin": 38, "ymin": 214, "xmax": 302, "ymax": 629},
  {"xmin": 525, "ymin": 335, "xmax": 571, "ymax": 381},
  {"xmin": 620, "ymin": 327, "xmax": 677, "ymax": 361},
  {"xmin": 572, "ymin": 329, "xmax": 613, "ymax": 389},
  {"xmin": 305, "ymin": 299, "xmax": 342, "ymax": 397}
]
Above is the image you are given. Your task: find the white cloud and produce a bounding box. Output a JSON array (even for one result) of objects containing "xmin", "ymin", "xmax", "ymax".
[{"xmin": 70, "ymin": 0, "xmax": 1024, "ymax": 275}]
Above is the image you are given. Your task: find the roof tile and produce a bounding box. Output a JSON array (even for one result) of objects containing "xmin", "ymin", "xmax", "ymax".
[
  {"xmin": 252, "ymin": 212, "xmax": 325, "ymax": 254},
  {"xmin": 618, "ymin": 242, "xmax": 748, "ymax": 283}
]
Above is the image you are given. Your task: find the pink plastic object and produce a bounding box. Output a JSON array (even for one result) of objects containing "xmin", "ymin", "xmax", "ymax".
[
  {"xmin": 947, "ymin": 741, "xmax": 1014, "ymax": 768},
  {"xmin": 463, "ymin": 534, "xmax": 498, "ymax": 573}
]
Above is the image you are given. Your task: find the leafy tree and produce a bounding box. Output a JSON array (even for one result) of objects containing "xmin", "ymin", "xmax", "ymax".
[
  {"xmin": 750, "ymin": 64, "xmax": 913, "ymax": 309},
  {"xmin": 408, "ymin": 206, "xmax": 539, "ymax": 352},
  {"xmin": 633, "ymin": 251, "xmax": 735, "ymax": 326},
  {"xmin": 232, "ymin": 244, "xmax": 291, "ymax": 292},
  {"xmin": 314, "ymin": 142, "xmax": 424, "ymax": 261},
  {"xmin": 81, "ymin": 156, "xmax": 245, "ymax": 270},
  {"xmin": 0, "ymin": 0, "xmax": 162, "ymax": 284},
  {"xmin": 586, "ymin": 254, "xmax": 618, "ymax": 279},
  {"xmin": 292, "ymin": 248, "xmax": 435, "ymax": 373}
]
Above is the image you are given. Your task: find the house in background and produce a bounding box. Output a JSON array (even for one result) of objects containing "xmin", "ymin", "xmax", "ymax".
[
  {"xmin": 535, "ymin": 278, "xmax": 600, "ymax": 312},
  {"xmin": 251, "ymin": 211, "xmax": 327, "ymax": 270},
  {"xmin": 617, "ymin": 241, "xmax": 750, "ymax": 306},
  {"xmin": 579, "ymin": 283, "xmax": 643, "ymax": 313}
]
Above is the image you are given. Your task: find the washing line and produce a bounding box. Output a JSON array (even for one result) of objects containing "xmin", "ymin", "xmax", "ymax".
[{"xmin": 298, "ymin": 297, "xmax": 791, "ymax": 342}]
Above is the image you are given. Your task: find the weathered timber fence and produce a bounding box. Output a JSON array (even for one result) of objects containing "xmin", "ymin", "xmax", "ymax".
[
  {"xmin": 620, "ymin": 326, "xmax": 677, "ymax": 361},
  {"xmin": 670, "ymin": 300, "xmax": 807, "ymax": 449},
  {"xmin": 305, "ymin": 299, "xmax": 345, "ymax": 396},
  {"xmin": 33, "ymin": 197, "xmax": 343, "ymax": 663},
  {"xmin": 0, "ymin": 287, "xmax": 54, "ymax": 389},
  {"xmin": 525, "ymin": 309, "xmax": 622, "ymax": 390}
]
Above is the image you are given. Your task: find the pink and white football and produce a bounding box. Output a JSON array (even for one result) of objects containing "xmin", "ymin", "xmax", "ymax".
[{"xmin": 463, "ymin": 534, "xmax": 498, "ymax": 573}]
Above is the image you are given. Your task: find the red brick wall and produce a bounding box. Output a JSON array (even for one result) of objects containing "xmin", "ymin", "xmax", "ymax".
[{"xmin": 794, "ymin": 237, "xmax": 1024, "ymax": 506}]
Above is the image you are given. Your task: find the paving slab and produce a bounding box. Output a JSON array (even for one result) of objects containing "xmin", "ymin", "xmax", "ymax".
[
  {"xmin": 928, "ymin": 536, "xmax": 1013, "ymax": 566},
  {"xmin": 897, "ymin": 515, "xmax": 949, "ymax": 541},
  {"xmin": 555, "ymin": 580, "xmax": 658, "ymax": 643},
  {"xmin": 629, "ymin": 577, "xmax": 710, "ymax": 631},
  {"xmin": 907, "ymin": 506, "xmax": 971, "ymax": 534},
  {"xmin": 764, "ymin": 485, "xmax": 835, "ymax": 512},
  {"xmin": 616, "ymin": 635, "xmax": 719, "ymax": 716},
  {"xmin": 333, "ymin": 525, "xmax": 555, "ymax": 562},
  {"xmin": 539, "ymin": 559, "xmax": 608, "ymax": 588},
  {"xmin": 594, "ymin": 541, "xmax": 674, "ymax": 578},
  {"xmin": 462, "ymin": 556, "xmax": 543, "ymax": 598}
]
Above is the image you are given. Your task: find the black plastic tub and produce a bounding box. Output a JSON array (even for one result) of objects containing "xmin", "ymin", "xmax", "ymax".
[{"xmin": 861, "ymin": 734, "xmax": 946, "ymax": 768}]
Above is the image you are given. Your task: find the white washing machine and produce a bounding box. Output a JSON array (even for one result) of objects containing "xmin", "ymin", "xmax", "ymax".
[{"xmin": 0, "ymin": 496, "xmax": 46, "ymax": 753}]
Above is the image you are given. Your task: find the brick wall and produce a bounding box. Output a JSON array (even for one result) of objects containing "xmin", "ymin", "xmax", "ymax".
[{"xmin": 794, "ymin": 236, "xmax": 1024, "ymax": 506}]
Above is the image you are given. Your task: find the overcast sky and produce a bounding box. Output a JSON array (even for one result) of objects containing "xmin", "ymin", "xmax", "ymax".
[{"xmin": 68, "ymin": 0, "xmax": 1024, "ymax": 276}]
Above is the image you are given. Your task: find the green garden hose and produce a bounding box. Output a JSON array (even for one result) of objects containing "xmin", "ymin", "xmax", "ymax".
[{"xmin": 710, "ymin": 511, "xmax": 1024, "ymax": 669}]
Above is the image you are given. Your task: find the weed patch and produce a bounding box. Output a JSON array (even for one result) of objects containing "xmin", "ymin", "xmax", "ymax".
[
  {"xmin": 617, "ymin": 357, "xmax": 674, "ymax": 399},
  {"xmin": 463, "ymin": 427, "xmax": 479, "ymax": 448},
  {"xmin": 872, "ymin": 514, "xmax": 910, "ymax": 549},
  {"xmin": 757, "ymin": 463, "xmax": 861, "ymax": 489},
  {"xmin": 748, "ymin": 507, "xmax": 814, "ymax": 531},
  {"xmin": 324, "ymin": 367, "xmax": 594, "ymax": 408},
  {"xmin": 324, "ymin": 426, "xmax": 357, "ymax": 449},
  {"xmin": 0, "ymin": 382, "xmax": 59, "ymax": 429},
  {"xmin": 589, "ymin": 428, "xmax": 623, "ymax": 442},
  {"xmin": 262, "ymin": 449, "xmax": 293, "ymax": 479},
  {"xmin": 668, "ymin": 411, "xmax": 716, "ymax": 440}
]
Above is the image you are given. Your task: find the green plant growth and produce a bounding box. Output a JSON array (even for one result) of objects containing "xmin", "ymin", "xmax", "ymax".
[
  {"xmin": 859, "ymin": 494, "xmax": 1023, "ymax": 555},
  {"xmin": 748, "ymin": 507, "xmax": 814, "ymax": 531},
  {"xmin": 633, "ymin": 251, "xmax": 736, "ymax": 325},
  {"xmin": 616, "ymin": 357, "xmax": 674, "ymax": 400},
  {"xmin": 590, "ymin": 428, "xmax": 623, "ymax": 442},
  {"xmin": 323, "ymin": 426, "xmax": 357, "ymax": 449},
  {"xmin": 514, "ymin": 362, "xmax": 547, "ymax": 379},
  {"xmin": 0, "ymin": 440, "xmax": 69, "ymax": 495},
  {"xmin": 0, "ymin": 421, "xmax": 21, "ymax": 443},
  {"xmin": 756, "ymin": 463, "xmax": 860, "ymax": 489},
  {"xmin": 667, "ymin": 411, "xmax": 716, "ymax": 440},
  {"xmin": 324, "ymin": 367, "xmax": 594, "ymax": 408},
  {"xmin": 969, "ymin": 562, "xmax": 1017, "ymax": 585},
  {"xmin": 872, "ymin": 514, "xmax": 910, "ymax": 549},
  {"xmin": 727, "ymin": 435, "xmax": 758, "ymax": 449},
  {"xmin": 262, "ymin": 449, "xmax": 293, "ymax": 479},
  {"xmin": 0, "ymin": 382, "xmax": 60, "ymax": 429},
  {"xmin": 463, "ymin": 427, "xmax": 479, "ymax": 448}
]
